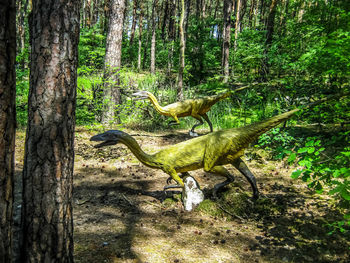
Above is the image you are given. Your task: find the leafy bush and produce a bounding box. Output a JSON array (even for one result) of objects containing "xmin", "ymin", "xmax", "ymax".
[{"xmin": 290, "ymin": 132, "xmax": 350, "ymax": 234}]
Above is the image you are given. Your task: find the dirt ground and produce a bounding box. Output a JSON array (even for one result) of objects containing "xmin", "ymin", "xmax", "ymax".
[{"xmin": 15, "ymin": 128, "xmax": 350, "ymax": 263}]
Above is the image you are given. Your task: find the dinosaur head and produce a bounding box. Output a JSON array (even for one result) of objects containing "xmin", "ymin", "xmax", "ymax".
[
  {"xmin": 90, "ymin": 130, "xmax": 126, "ymax": 148},
  {"xmin": 132, "ymin": 90, "xmax": 150, "ymax": 100}
]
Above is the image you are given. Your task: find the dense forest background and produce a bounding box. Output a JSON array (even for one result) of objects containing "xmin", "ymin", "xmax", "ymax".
[
  {"xmin": 15, "ymin": 0, "xmax": 349, "ymax": 127},
  {"xmin": 5, "ymin": 0, "xmax": 350, "ymax": 261}
]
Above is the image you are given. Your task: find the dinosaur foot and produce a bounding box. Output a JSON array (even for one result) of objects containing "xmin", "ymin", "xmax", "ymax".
[
  {"xmin": 164, "ymin": 184, "xmax": 183, "ymax": 190},
  {"xmin": 168, "ymin": 121, "xmax": 180, "ymax": 127},
  {"xmin": 189, "ymin": 131, "xmax": 199, "ymax": 137}
]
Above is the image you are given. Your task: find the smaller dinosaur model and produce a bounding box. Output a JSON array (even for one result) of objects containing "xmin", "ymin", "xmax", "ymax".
[
  {"xmin": 91, "ymin": 93, "xmax": 348, "ymax": 200},
  {"xmin": 132, "ymin": 86, "xmax": 248, "ymax": 136}
]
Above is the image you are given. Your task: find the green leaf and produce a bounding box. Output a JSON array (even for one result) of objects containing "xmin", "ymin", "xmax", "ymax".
[
  {"xmin": 298, "ymin": 147, "xmax": 309, "ymax": 153},
  {"xmin": 340, "ymin": 189, "xmax": 350, "ymax": 201},
  {"xmin": 308, "ymin": 147, "xmax": 315, "ymax": 154},
  {"xmin": 291, "ymin": 169, "xmax": 303, "ymax": 179},
  {"xmin": 288, "ymin": 153, "xmax": 297, "ymax": 163}
]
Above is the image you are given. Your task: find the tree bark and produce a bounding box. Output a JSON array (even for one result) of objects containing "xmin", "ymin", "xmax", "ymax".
[
  {"xmin": 234, "ymin": 0, "xmax": 241, "ymax": 51},
  {"xmin": 0, "ymin": 0, "xmax": 16, "ymax": 261},
  {"xmin": 150, "ymin": 0, "xmax": 158, "ymax": 74},
  {"xmin": 21, "ymin": 0, "xmax": 79, "ymax": 262},
  {"xmin": 130, "ymin": 0, "xmax": 138, "ymax": 45},
  {"xmin": 222, "ymin": 0, "xmax": 233, "ymax": 83},
  {"xmin": 167, "ymin": 0, "xmax": 176, "ymax": 75},
  {"xmin": 102, "ymin": 0, "xmax": 125, "ymax": 123},
  {"xmin": 260, "ymin": 0, "xmax": 279, "ymax": 80},
  {"xmin": 137, "ymin": 0, "xmax": 144, "ymax": 71},
  {"xmin": 177, "ymin": 0, "xmax": 185, "ymax": 100}
]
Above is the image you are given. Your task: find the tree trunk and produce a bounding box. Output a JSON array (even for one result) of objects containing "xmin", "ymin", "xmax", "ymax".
[
  {"xmin": 150, "ymin": 0, "xmax": 158, "ymax": 74},
  {"xmin": 222, "ymin": 0, "xmax": 233, "ymax": 83},
  {"xmin": 130, "ymin": 0, "xmax": 138, "ymax": 45},
  {"xmin": 177, "ymin": 0, "xmax": 185, "ymax": 100},
  {"xmin": 234, "ymin": 0, "xmax": 241, "ymax": 51},
  {"xmin": 143, "ymin": 2, "xmax": 150, "ymax": 70},
  {"xmin": 137, "ymin": 0, "xmax": 144, "ymax": 71},
  {"xmin": 102, "ymin": 0, "xmax": 125, "ymax": 124},
  {"xmin": 0, "ymin": 0, "xmax": 16, "ymax": 261},
  {"xmin": 161, "ymin": 0, "xmax": 169, "ymax": 41},
  {"xmin": 260, "ymin": 0, "xmax": 279, "ymax": 80},
  {"xmin": 21, "ymin": 0, "xmax": 79, "ymax": 262},
  {"xmin": 234, "ymin": 0, "xmax": 247, "ymax": 50},
  {"xmin": 167, "ymin": 0, "xmax": 176, "ymax": 75}
]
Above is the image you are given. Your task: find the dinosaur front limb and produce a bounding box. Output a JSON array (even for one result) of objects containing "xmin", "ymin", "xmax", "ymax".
[
  {"xmin": 232, "ymin": 158, "xmax": 259, "ymax": 199},
  {"xmin": 163, "ymin": 167, "xmax": 185, "ymax": 191},
  {"xmin": 166, "ymin": 172, "xmax": 189, "ymax": 185}
]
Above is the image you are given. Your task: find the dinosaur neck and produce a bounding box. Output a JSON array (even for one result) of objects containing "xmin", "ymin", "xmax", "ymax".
[
  {"xmin": 146, "ymin": 92, "xmax": 169, "ymax": 115},
  {"xmin": 118, "ymin": 134, "xmax": 159, "ymax": 168}
]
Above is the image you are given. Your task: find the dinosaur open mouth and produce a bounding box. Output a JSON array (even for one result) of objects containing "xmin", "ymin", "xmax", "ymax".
[
  {"xmin": 93, "ymin": 140, "xmax": 117, "ymax": 148},
  {"xmin": 132, "ymin": 91, "xmax": 148, "ymax": 100}
]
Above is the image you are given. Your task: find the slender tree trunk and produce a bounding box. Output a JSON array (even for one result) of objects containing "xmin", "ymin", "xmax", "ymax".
[
  {"xmin": 0, "ymin": 0, "xmax": 16, "ymax": 261},
  {"xmin": 130, "ymin": 0, "xmax": 138, "ymax": 45},
  {"xmin": 260, "ymin": 0, "xmax": 279, "ymax": 80},
  {"xmin": 167, "ymin": 0, "xmax": 176, "ymax": 75},
  {"xmin": 234, "ymin": 0, "xmax": 241, "ymax": 51},
  {"xmin": 150, "ymin": 0, "xmax": 158, "ymax": 74},
  {"xmin": 278, "ymin": 0, "xmax": 289, "ymax": 35},
  {"xmin": 102, "ymin": 0, "xmax": 126, "ymax": 123},
  {"xmin": 161, "ymin": 0, "xmax": 169, "ymax": 41},
  {"xmin": 143, "ymin": 2, "xmax": 150, "ymax": 69},
  {"xmin": 21, "ymin": 0, "xmax": 79, "ymax": 261},
  {"xmin": 222, "ymin": 0, "xmax": 233, "ymax": 83},
  {"xmin": 137, "ymin": 0, "xmax": 144, "ymax": 71},
  {"xmin": 177, "ymin": 0, "xmax": 185, "ymax": 100}
]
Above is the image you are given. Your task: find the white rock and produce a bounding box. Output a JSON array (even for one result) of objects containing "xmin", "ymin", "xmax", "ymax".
[{"xmin": 182, "ymin": 176, "xmax": 204, "ymax": 211}]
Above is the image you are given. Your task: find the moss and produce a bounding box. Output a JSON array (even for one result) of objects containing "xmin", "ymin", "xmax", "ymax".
[
  {"xmin": 196, "ymin": 199, "xmax": 223, "ymax": 217},
  {"xmin": 162, "ymin": 194, "xmax": 181, "ymax": 208}
]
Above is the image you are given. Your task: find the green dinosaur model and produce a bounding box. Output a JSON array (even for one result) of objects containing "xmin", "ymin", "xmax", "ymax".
[
  {"xmin": 132, "ymin": 87, "xmax": 247, "ymax": 136},
  {"xmin": 91, "ymin": 93, "xmax": 348, "ymax": 199}
]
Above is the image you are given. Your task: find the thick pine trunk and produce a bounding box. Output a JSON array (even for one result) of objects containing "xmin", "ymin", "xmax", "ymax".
[
  {"xmin": 21, "ymin": 0, "xmax": 80, "ymax": 261},
  {"xmin": 0, "ymin": 0, "xmax": 16, "ymax": 261},
  {"xmin": 102, "ymin": 0, "xmax": 126, "ymax": 123}
]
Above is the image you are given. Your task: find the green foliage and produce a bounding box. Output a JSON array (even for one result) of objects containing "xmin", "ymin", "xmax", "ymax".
[
  {"xmin": 15, "ymin": 69, "xmax": 29, "ymax": 127},
  {"xmin": 257, "ymin": 127, "xmax": 297, "ymax": 160},
  {"xmin": 78, "ymin": 26, "xmax": 106, "ymax": 74},
  {"xmin": 290, "ymin": 132, "xmax": 350, "ymax": 234}
]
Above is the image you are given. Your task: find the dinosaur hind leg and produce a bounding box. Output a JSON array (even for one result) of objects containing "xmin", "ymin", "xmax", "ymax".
[
  {"xmin": 232, "ymin": 158, "xmax": 259, "ymax": 199},
  {"xmin": 209, "ymin": 166, "xmax": 235, "ymax": 199},
  {"xmin": 202, "ymin": 113, "xmax": 213, "ymax": 132},
  {"xmin": 190, "ymin": 115, "xmax": 204, "ymax": 137}
]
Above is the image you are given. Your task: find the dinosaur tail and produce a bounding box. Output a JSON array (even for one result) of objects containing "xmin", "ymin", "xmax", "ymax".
[
  {"xmin": 241, "ymin": 108, "xmax": 300, "ymax": 140},
  {"xmin": 241, "ymin": 91, "xmax": 349, "ymax": 140},
  {"xmin": 207, "ymin": 86, "xmax": 250, "ymax": 104}
]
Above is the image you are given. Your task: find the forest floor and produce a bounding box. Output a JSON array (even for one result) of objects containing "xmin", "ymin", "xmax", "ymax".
[{"xmin": 14, "ymin": 127, "xmax": 349, "ymax": 263}]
